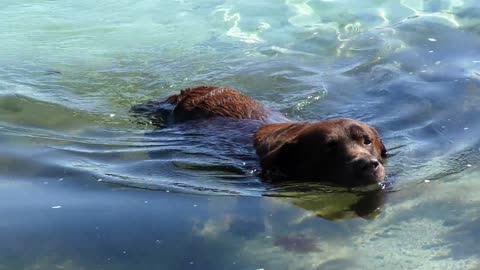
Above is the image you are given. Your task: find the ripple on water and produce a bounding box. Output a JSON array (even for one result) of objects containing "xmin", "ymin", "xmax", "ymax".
[
  {"xmin": 0, "ymin": 1, "xmax": 480, "ymax": 269},
  {"xmin": 1, "ymin": 1, "xmax": 480, "ymax": 200}
]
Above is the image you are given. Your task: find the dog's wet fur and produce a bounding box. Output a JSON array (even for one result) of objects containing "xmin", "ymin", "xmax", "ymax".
[{"xmin": 132, "ymin": 86, "xmax": 387, "ymax": 187}]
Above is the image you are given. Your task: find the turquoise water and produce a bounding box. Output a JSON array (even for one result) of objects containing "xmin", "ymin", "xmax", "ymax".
[{"xmin": 1, "ymin": 0, "xmax": 480, "ymax": 269}]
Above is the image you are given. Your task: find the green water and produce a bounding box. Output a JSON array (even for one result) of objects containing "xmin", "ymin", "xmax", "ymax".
[{"xmin": 1, "ymin": 0, "xmax": 479, "ymax": 269}]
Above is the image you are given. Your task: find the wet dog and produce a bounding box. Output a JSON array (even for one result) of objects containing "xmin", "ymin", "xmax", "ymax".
[{"xmin": 133, "ymin": 86, "xmax": 387, "ymax": 187}]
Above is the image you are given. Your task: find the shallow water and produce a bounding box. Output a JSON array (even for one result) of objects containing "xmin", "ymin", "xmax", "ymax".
[{"xmin": 1, "ymin": 0, "xmax": 480, "ymax": 269}]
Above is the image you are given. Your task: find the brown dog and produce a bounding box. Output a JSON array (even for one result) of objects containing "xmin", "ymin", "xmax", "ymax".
[{"xmin": 142, "ymin": 85, "xmax": 387, "ymax": 186}]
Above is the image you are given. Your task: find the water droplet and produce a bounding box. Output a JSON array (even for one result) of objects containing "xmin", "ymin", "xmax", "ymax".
[
  {"xmin": 51, "ymin": 205, "xmax": 62, "ymax": 209},
  {"xmin": 428, "ymin": 38, "xmax": 437, "ymax": 42}
]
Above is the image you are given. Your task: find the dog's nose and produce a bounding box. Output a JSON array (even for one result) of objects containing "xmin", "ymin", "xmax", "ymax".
[{"xmin": 358, "ymin": 158, "xmax": 380, "ymax": 172}]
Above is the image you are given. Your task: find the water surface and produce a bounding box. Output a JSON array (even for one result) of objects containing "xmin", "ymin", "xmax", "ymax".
[{"xmin": 1, "ymin": 0, "xmax": 480, "ymax": 269}]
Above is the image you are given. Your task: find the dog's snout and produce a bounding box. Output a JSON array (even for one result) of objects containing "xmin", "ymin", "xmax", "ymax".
[
  {"xmin": 357, "ymin": 158, "xmax": 380, "ymax": 172},
  {"xmin": 371, "ymin": 159, "xmax": 380, "ymax": 169}
]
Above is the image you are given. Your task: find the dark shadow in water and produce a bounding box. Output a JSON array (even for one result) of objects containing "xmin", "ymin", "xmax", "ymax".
[{"xmin": 266, "ymin": 183, "xmax": 385, "ymax": 220}]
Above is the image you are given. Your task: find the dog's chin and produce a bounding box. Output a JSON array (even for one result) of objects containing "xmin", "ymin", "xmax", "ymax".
[
  {"xmin": 339, "ymin": 166, "xmax": 385, "ymax": 188},
  {"xmin": 360, "ymin": 166, "xmax": 385, "ymax": 186}
]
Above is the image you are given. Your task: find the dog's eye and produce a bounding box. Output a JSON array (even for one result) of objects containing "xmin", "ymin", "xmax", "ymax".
[{"xmin": 364, "ymin": 137, "xmax": 372, "ymax": 145}]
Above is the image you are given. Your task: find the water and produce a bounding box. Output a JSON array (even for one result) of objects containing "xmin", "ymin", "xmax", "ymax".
[{"xmin": 1, "ymin": 0, "xmax": 480, "ymax": 269}]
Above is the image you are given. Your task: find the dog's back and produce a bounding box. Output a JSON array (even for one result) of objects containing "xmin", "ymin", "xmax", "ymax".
[
  {"xmin": 167, "ymin": 86, "xmax": 276, "ymax": 122},
  {"xmin": 131, "ymin": 86, "xmax": 287, "ymax": 126}
]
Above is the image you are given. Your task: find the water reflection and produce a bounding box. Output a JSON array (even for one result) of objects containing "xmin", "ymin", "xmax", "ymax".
[{"xmin": 267, "ymin": 184, "xmax": 386, "ymax": 220}]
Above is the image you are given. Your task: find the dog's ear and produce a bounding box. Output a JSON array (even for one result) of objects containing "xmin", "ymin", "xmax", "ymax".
[
  {"xmin": 256, "ymin": 139, "xmax": 295, "ymax": 171},
  {"xmin": 379, "ymin": 139, "xmax": 387, "ymax": 158},
  {"xmin": 254, "ymin": 123, "xmax": 305, "ymax": 174},
  {"xmin": 370, "ymin": 126, "xmax": 387, "ymax": 158}
]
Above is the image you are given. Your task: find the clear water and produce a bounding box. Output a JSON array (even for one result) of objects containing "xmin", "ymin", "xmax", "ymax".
[{"xmin": 1, "ymin": 0, "xmax": 480, "ymax": 269}]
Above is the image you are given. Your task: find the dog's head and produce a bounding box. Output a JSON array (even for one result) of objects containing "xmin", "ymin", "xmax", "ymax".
[{"xmin": 254, "ymin": 118, "xmax": 387, "ymax": 187}]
